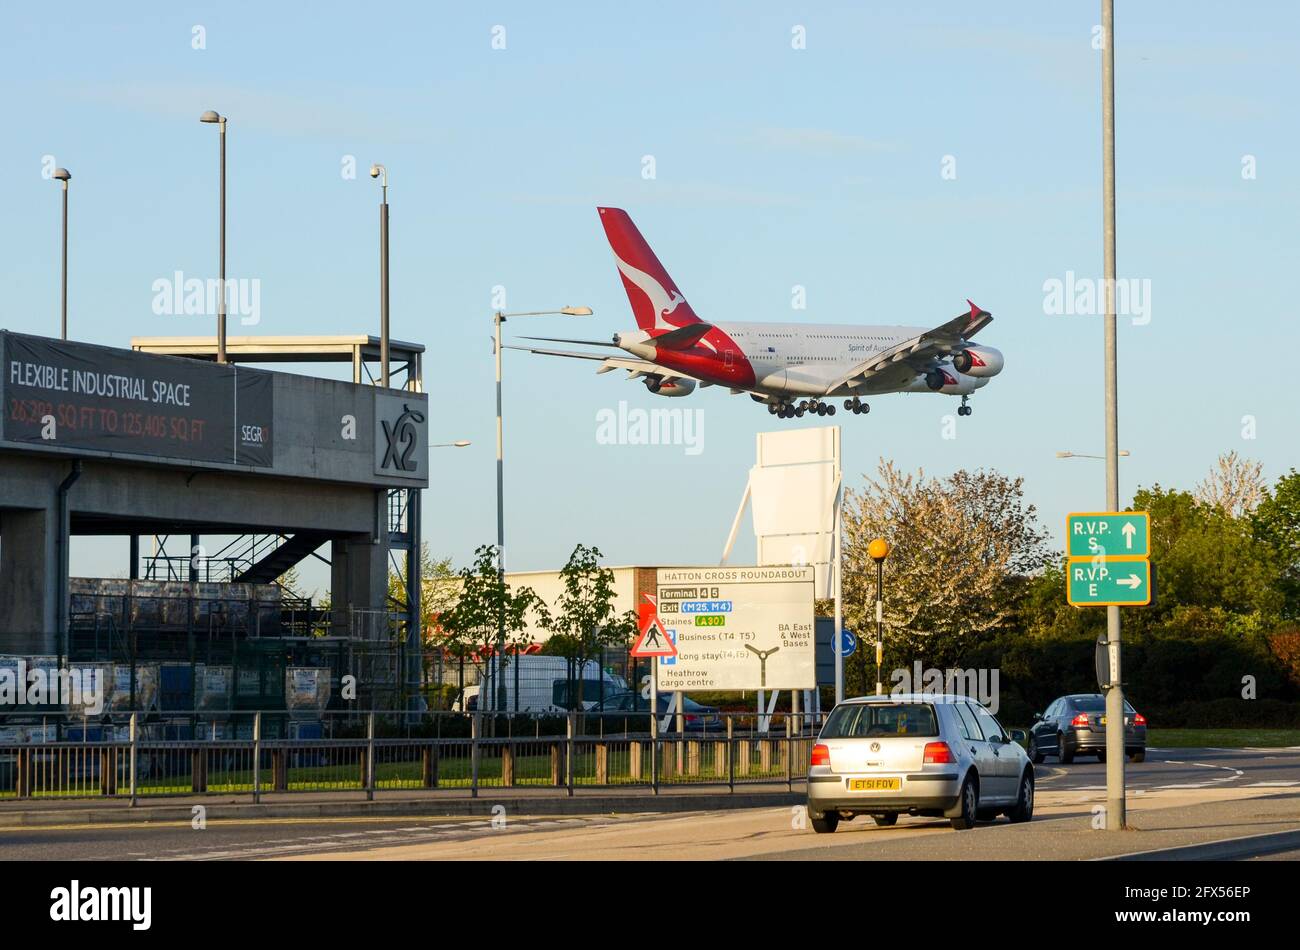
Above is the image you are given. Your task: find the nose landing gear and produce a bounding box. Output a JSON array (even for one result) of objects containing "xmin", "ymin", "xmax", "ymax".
[{"xmin": 957, "ymin": 395, "xmax": 973, "ymax": 417}]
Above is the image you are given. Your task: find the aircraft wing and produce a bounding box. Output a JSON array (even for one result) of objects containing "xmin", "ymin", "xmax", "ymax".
[
  {"xmin": 827, "ymin": 300, "xmax": 994, "ymax": 393},
  {"xmin": 504, "ymin": 343, "xmax": 709, "ymax": 385}
]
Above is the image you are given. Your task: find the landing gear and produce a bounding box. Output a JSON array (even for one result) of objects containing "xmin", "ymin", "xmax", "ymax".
[
  {"xmin": 957, "ymin": 395, "xmax": 973, "ymax": 417},
  {"xmin": 843, "ymin": 397, "xmax": 870, "ymax": 415}
]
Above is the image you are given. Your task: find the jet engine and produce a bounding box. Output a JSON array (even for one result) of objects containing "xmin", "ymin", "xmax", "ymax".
[
  {"xmin": 951, "ymin": 345, "xmax": 1004, "ymax": 378},
  {"xmin": 644, "ymin": 376, "xmax": 696, "ymax": 397},
  {"xmin": 908, "ymin": 365, "xmax": 981, "ymax": 395}
]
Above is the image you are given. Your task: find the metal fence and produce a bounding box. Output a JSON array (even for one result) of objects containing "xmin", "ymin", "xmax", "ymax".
[{"xmin": 0, "ymin": 709, "xmax": 823, "ymax": 803}]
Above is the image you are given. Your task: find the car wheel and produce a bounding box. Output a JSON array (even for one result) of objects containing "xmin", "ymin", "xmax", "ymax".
[
  {"xmin": 1029, "ymin": 737, "xmax": 1045, "ymax": 765},
  {"xmin": 1008, "ymin": 771, "xmax": 1035, "ymax": 823},
  {"xmin": 872, "ymin": 813, "xmax": 898, "ymax": 827},
  {"xmin": 1129, "ymin": 750, "xmax": 1146, "ymax": 763},
  {"xmin": 1096, "ymin": 751, "xmax": 1106, "ymax": 763},
  {"xmin": 950, "ymin": 776, "xmax": 979, "ymax": 830},
  {"xmin": 811, "ymin": 813, "xmax": 839, "ymax": 834},
  {"xmin": 1057, "ymin": 733, "xmax": 1074, "ymax": 764}
]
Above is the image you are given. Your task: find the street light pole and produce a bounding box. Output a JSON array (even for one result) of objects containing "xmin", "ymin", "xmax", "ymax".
[
  {"xmin": 52, "ymin": 168, "xmax": 71, "ymax": 339},
  {"xmin": 370, "ymin": 165, "xmax": 390, "ymax": 387},
  {"xmin": 199, "ymin": 111, "xmax": 227, "ymax": 363},
  {"xmin": 868, "ymin": 538, "xmax": 890, "ymax": 696},
  {"xmin": 1101, "ymin": 0, "xmax": 1126, "ymax": 831},
  {"xmin": 491, "ymin": 306, "xmax": 592, "ymax": 711}
]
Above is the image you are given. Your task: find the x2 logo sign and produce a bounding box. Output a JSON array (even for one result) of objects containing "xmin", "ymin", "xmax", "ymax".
[
  {"xmin": 373, "ymin": 391, "xmax": 429, "ymax": 480},
  {"xmin": 381, "ymin": 404, "xmax": 424, "ymax": 471}
]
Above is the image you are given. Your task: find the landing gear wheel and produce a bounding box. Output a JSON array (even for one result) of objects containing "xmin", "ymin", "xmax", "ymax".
[
  {"xmin": 1008, "ymin": 771, "xmax": 1035, "ymax": 823},
  {"xmin": 844, "ymin": 399, "xmax": 856, "ymax": 411},
  {"xmin": 795, "ymin": 408, "xmax": 806, "ymax": 418},
  {"xmin": 1057, "ymin": 734, "xmax": 1074, "ymax": 764},
  {"xmin": 872, "ymin": 813, "xmax": 898, "ymax": 827},
  {"xmin": 811, "ymin": 813, "xmax": 839, "ymax": 834},
  {"xmin": 950, "ymin": 776, "xmax": 978, "ymax": 830},
  {"xmin": 827, "ymin": 405, "xmax": 836, "ymax": 416},
  {"xmin": 958, "ymin": 396, "xmax": 972, "ymax": 417}
]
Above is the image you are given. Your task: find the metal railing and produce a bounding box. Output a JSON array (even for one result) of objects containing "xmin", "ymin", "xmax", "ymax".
[{"xmin": 0, "ymin": 710, "xmax": 822, "ymax": 803}]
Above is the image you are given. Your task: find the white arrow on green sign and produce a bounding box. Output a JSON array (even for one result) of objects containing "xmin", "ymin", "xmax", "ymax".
[
  {"xmin": 1066, "ymin": 557, "xmax": 1152, "ymax": 606},
  {"xmin": 1066, "ymin": 511, "xmax": 1150, "ymax": 559}
]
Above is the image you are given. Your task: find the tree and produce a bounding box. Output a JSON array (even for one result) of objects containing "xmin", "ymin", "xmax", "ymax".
[
  {"xmin": 544, "ymin": 544, "xmax": 638, "ymax": 709},
  {"xmin": 1254, "ymin": 468, "xmax": 1300, "ymax": 620},
  {"xmin": 1129, "ymin": 484, "xmax": 1283, "ymax": 635},
  {"xmin": 387, "ymin": 544, "xmax": 459, "ymax": 645},
  {"xmin": 436, "ymin": 545, "xmax": 548, "ymax": 710},
  {"xmin": 1195, "ymin": 451, "xmax": 1265, "ymax": 518},
  {"xmin": 842, "ymin": 460, "xmax": 1051, "ymax": 671}
]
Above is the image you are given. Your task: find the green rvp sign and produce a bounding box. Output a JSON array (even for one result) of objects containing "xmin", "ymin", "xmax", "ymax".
[
  {"xmin": 1067, "ymin": 557, "xmax": 1152, "ymax": 607},
  {"xmin": 1066, "ymin": 511, "xmax": 1150, "ymax": 559}
]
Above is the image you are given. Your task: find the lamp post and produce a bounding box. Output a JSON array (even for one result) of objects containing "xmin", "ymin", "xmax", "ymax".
[
  {"xmin": 1055, "ymin": 450, "xmax": 1130, "ymax": 460},
  {"xmin": 432, "ymin": 441, "xmax": 472, "ymax": 448},
  {"xmin": 199, "ymin": 111, "xmax": 227, "ymax": 363},
  {"xmin": 370, "ymin": 164, "xmax": 390, "ymax": 387},
  {"xmin": 51, "ymin": 168, "xmax": 71, "ymax": 340},
  {"xmin": 1100, "ymin": 0, "xmax": 1126, "ymax": 831},
  {"xmin": 490, "ymin": 306, "xmax": 592, "ymax": 709},
  {"xmin": 868, "ymin": 538, "xmax": 890, "ymax": 695}
]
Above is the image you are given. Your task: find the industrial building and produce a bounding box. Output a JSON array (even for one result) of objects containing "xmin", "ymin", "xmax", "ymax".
[{"xmin": 0, "ymin": 331, "xmax": 429, "ymax": 724}]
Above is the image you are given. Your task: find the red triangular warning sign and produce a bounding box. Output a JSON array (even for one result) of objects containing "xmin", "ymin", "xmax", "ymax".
[{"xmin": 631, "ymin": 601, "xmax": 677, "ymax": 658}]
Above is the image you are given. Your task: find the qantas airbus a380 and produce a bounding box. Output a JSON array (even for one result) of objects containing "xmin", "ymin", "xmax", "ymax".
[{"xmin": 510, "ymin": 208, "xmax": 1003, "ymax": 419}]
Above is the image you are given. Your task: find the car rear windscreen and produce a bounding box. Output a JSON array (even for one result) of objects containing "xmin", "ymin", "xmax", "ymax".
[
  {"xmin": 1073, "ymin": 696, "xmax": 1137, "ymax": 713},
  {"xmin": 820, "ymin": 703, "xmax": 939, "ymax": 739}
]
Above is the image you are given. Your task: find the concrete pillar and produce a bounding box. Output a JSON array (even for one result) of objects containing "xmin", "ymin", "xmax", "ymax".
[
  {"xmin": 0, "ymin": 507, "xmax": 59, "ymax": 654},
  {"xmin": 330, "ymin": 526, "xmax": 389, "ymax": 636}
]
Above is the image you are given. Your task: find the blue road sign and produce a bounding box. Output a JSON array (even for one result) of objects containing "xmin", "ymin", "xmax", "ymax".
[{"xmin": 836, "ymin": 630, "xmax": 857, "ymax": 657}]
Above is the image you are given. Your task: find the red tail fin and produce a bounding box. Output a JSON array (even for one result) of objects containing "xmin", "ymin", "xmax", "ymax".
[{"xmin": 597, "ymin": 207, "xmax": 702, "ymax": 330}]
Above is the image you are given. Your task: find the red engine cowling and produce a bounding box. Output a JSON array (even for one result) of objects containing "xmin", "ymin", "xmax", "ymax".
[
  {"xmin": 644, "ymin": 376, "xmax": 696, "ymax": 397},
  {"xmin": 951, "ymin": 345, "xmax": 1003, "ymax": 378}
]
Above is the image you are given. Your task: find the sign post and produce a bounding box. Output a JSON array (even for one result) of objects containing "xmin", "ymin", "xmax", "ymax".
[{"xmin": 1067, "ymin": 508, "xmax": 1150, "ymax": 833}]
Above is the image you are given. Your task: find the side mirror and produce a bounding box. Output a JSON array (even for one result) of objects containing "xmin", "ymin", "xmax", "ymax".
[
  {"xmin": 1009, "ymin": 729, "xmax": 1028, "ymax": 744},
  {"xmin": 1032, "ymin": 712, "xmax": 1042, "ymax": 721}
]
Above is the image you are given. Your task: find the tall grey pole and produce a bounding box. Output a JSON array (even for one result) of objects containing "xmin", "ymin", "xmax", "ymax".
[
  {"xmin": 60, "ymin": 177, "xmax": 69, "ymax": 340},
  {"xmin": 1101, "ymin": 0, "xmax": 1126, "ymax": 831},
  {"xmin": 218, "ymin": 118, "xmax": 227, "ymax": 364},
  {"xmin": 494, "ymin": 311, "xmax": 505, "ymax": 712},
  {"xmin": 380, "ymin": 183, "xmax": 390, "ymax": 387}
]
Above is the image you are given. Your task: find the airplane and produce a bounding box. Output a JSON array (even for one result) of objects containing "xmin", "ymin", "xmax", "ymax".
[{"xmin": 509, "ymin": 207, "xmax": 1003, "ymax": 419}]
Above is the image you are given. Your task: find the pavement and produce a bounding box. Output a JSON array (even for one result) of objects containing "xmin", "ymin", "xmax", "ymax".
[{"xmin": 0, "ymin": 746, "xmax": 1296, "ymax": 860}]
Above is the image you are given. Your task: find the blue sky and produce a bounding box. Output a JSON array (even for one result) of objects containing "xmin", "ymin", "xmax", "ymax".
[{"xmin": 1, "ymin": 2, "xmax": 1296, "ymax": 586}]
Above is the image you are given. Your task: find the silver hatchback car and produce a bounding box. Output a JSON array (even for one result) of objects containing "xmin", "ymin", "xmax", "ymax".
[{"xmin": 807, "ymin": 693, "xmax": 1034, "ymax": 833}]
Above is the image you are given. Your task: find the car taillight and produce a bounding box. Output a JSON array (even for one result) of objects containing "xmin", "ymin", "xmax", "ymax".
[
  {"xmin": 923, "ymin": 741, "xmax": 955, "ymax": 764},
  {"xmin": 685, "ymin": 714, "xmax": 698, "ymax": 724},
  {"xmin": 1071, "ymin": 713, "xmax": 1091, "ymax": 728},
  {"xmin": 811, "ymin": 744, "xmax": 830, "ymax": 767},
  {"xmin": 1134, "ymin": 713, "xmax": 1146, "ymax": 726}
]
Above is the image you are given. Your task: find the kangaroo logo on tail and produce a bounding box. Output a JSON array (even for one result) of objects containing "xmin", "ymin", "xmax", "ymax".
[{"xmin": 598, "ymin": 207, "xmax": 702, "ymax": 331}]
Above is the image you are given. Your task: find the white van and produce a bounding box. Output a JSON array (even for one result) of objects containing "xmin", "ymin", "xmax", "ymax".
[{"xmin": 452, "ymin": 656, "xmax": 628, "ymax": 714}]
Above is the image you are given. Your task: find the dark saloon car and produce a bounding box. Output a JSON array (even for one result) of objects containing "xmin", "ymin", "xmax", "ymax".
[{"xmin": 1028, "ymin": 693, "xmax": 1146, "ymax": 764}]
